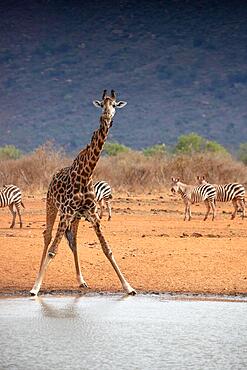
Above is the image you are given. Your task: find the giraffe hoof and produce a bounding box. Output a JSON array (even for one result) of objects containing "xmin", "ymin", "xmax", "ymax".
[
  {"xmin": 125, "ymin": 285, "xmax": 136, "ymax": 295},
  {"xmin": 79, "ymin": 282, "xmax": 88, "ymax": 288},
  {"xmin": 30, "ymin": 289, "xmax": 38, "ymax": 296},
  {"xmin": 128, "ymin": 289, "xmax": 137, "ymax": 296},
  {"xmin": 48, "ymin": 252, "xmax": 56, "ymax": 258}
]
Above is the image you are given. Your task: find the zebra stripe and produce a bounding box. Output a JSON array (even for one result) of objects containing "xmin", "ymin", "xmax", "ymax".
[
  {"xmin": 94, "ymin": 181, "xmax": 112, "ymax": 201},
  {"xmin": 180, "ymin": 184, "xmax": 216, "ymax": 203},
  {"xmin": 0, "ymin": 185, "xmax": 23, "ymax": 208},
  {"xmin": 215, "ymin": 183, "xmax": 245, "ymax": 202}
]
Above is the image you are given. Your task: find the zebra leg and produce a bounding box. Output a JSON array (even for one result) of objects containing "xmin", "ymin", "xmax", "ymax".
[
  {"xmin": 30, "ymin": 215, "xmax": 66, "ymax": 296},
  {"xmin": 238, "ymin": 199, "xmax": 245, "ymax": 219},
  {"xmin": 183, "ymin": 201, "xmax": 188, "ymax": 221},
  {"xmin": 98, "ymin": 199, "xmax": 104, "ymax": 219},
  {"xmin": 231, "ymin": 199, "xmax": 238, "ymax": 220},
  {"xmin": 105, "ymin": 199, "xmax": 112, "ymax": 221},
  {"xmin": 15, "ymin": 203, "xmax": 23, "ymax": 228},
  {"xmin": 8, "ymin": 204, "xmax": 16, "ymax": 228},
  {"xmin": 188, "ymin": 203, "xmax": 192, "ymax": 221},
  {"xmin": 203, "ymin": 200, "xmax": 210, "ymax": 221},
  {"xmin": 88, "ymin": 211, "xmax": 136, "ymax": 295},
  {"xmin": 211, "ymin": 200, "xmax": 216, "ymax": 221},
  {"xmin": 65, "ymin": 218, "xmax": 88, "ymax": 288}
]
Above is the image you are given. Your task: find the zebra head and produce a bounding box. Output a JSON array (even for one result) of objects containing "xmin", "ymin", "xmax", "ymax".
[
  {"xmin": 171, "ymin": 177, "xmax": 180, "ymax": 194},
  {"xmin": 93, "ymin": 90, "xmax": 127, "ymax": 121},
  {"xmin": 196, "ymin": 176, "xmax": 207, "ymax": 185}
]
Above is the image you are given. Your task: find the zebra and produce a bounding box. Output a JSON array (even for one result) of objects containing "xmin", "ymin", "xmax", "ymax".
[
  {"xmin": 0, "ymin": 184, "xmax": 25, "ymax": 228},
  {"xmin": 171, "ymin": 177, "xmax": 216, "ymax": 221},
  {"xmin": 197, "ymin": 176, "xmax": 245, "ymax": 219},
  {"xmin": 94, "ymin": 180, "xmax": 112, "ymax": 221}
]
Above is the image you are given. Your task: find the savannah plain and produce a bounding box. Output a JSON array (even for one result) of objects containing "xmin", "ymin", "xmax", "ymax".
[
  {"xmin": 0, "ymin": 183, "xmax": 247, "ymax": 296},
  {"xmin": 0, "ymin": 147, "xmax": 247, "ymax": 296}
]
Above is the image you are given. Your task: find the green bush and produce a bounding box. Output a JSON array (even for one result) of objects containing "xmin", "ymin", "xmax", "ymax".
[
  {"xmin": 237, "ymin": 143, "xmax": 247, "ymax": 165},
  {"xmin": 173, "ymin": 133, "xmax": 228, "ymax": 155},
  {"xmin": 0, "ymin": 145, "xmax": 22, "ymax": 160},
  {"xmin": 103, "ymin": 142, "xmax": 130, "ymax": 156},
  {"xmin": 142, "ymin": 144, "xmax": 166, "ymax": 156}
]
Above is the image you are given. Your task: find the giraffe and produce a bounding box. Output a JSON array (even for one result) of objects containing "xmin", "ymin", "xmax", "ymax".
[{"xmin": 30, "ymin": 90, "xmax": 136, "ymax": 296}]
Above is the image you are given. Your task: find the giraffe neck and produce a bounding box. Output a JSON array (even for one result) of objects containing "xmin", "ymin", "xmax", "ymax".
[{"xmin": 70, "ymin": 115, "xmax": 111, "ymax": 181}]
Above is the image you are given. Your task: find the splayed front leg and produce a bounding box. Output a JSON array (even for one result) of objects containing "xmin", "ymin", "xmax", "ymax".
[
  {"xmin": 89, "ymin": 213, "xmax": 136, "ymax": 295},
  {"xmin": 30, "ymin": 217, "xmax": 67, "ymax": 296}
]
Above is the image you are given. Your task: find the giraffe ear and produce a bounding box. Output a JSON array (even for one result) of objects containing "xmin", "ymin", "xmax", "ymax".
[
  {"xmin": 93, "ymin": 100, "xmax": 103, "ymax": 108},
  {"xmin": 115, "ymin": 101, "xmax": 127, "ymax": 108}
]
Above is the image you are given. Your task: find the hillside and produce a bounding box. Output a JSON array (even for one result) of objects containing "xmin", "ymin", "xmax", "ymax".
[{"xmin": 0, "ymin": 0, "xmax": 247, "ymax": 153}]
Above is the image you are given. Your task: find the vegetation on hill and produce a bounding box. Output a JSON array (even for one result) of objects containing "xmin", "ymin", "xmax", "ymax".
[{"xmin": 0, "ymin": 1, "xmax": 247, "ymax": 153}]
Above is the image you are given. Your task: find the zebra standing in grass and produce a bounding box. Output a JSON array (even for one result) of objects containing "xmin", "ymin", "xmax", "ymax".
[
  {"xmin": 94, "ymin": 180, "xmax": 112, "ymax": 221},
  {"xmin": 197, "ymin": 176, "xmax": 245, "ymax": 219},
  {"xmin": 0, "ymin": 184, "xmax": 25, "ymax": 228},
  {"xmin": 171, "ymin": 177, "xmax": 216, "ymax": 221}
]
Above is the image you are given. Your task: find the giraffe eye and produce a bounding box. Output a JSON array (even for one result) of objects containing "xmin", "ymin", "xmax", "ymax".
[{"xmin": 112, "ymin": 103, "xmax": 116, "ymax": 108}]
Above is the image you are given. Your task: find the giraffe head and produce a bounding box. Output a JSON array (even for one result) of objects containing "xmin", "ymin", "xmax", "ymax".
[{"xmin": 93, "ymin": 90, "xmax": 127, "ymax": 121}]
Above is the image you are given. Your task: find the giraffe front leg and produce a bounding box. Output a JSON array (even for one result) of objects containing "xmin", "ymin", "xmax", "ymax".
[
  {"xmin": 65, "ymin": 219, "xmax": 88, "ymax": 288},
  {"xmin": 30, "ymin": 217, "xmax": 67, "ymax": 296},
  {"xmin": 89, "ymin": 212, "xmax": 136, "ymax": 295}
]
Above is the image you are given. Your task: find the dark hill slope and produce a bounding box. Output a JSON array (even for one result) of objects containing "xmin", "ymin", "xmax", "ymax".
[{"xmin": 0, "ymin": 0, "xmax": 246, "ymax": 153}]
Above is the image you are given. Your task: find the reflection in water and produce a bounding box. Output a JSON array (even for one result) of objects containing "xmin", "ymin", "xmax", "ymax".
[
  {"xmin": 0, "ymin": 294, "xmax": 246, "ymax": 370},
  {"xmin": 35, "ymin": 296, "xmax": 80, "ymax": 319}
]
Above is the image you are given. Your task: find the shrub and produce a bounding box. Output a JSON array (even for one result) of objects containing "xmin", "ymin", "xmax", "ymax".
[
  {"xmin": 103, "ymin": 142, "xmax": 130, "ymax": 156},
  {"xmin": 174, "ymin": 133, "xmax": 228, "ymax": 155},
  {"xmin": 0, "ymin": 145, "xmax": 22, "ymax": 160},
  {"xmin": 142, "ymin": 144, "xmax": 166, "ymax": 157},
  {"xmin": 237, "ymin": 143, "xmax": 247, "ymax": 165}
]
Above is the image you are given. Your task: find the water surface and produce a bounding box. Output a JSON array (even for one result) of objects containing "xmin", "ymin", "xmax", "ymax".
[{"xmin": 0, "ymin": 294, "xmax": 246, "ymax": 370}]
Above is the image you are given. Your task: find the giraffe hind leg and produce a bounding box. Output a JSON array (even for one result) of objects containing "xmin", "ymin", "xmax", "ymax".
[{"xmin": 65, "ymin": 220, "xmax": 88, "ymax": 288}]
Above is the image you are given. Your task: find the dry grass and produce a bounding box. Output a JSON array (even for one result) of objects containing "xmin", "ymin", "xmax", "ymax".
[{"xmin": 0, "ymin": 146, "xmax": 246, "ymax": 194}]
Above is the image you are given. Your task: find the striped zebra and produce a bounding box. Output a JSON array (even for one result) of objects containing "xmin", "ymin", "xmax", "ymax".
[
  {"xmin": 94, "ymin": 181, "xmax": 112, "ymax": 221},
  {"xmin": 0, "ymin": 184, "xmax": 25, "ymax": 228},
  {"xmin": 197, "ymin": 176, "xmax": 245, "ymax": 219},
  {"xmin": 171, "ymin": 177, "xmax": 216, "ymax": 221}
]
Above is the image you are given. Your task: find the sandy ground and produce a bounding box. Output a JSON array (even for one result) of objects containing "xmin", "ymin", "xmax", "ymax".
[{"xmin": 0, "ymin": 192, "xmax": 246, "ymax": 296}]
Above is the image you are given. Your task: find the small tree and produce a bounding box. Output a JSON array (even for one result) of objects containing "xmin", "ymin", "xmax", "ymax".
[
  {"xmin": 174, "ymin": 133, "xmax": 204, "ymax": 154},
  {"xmin": 0, "ymin": 145, "xmax": 22, "ymax": 160},
  {"xmin": 237, "ymin": 143, "xmax": 247, "ymax": 165},
  {"xmin": 142, "ymin": 144, "xmax": 166, "ymax": 156},
  {"xmin": 103, "ymin": 142, "xmax": 130, "ymax": 156},
  {"xmin": 174, "ymin": 133, "xmax": 228, "ymax": 155},
  {"xmin": 205, "ymin": 140, "xmax": 228, "ymax": 154}
]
